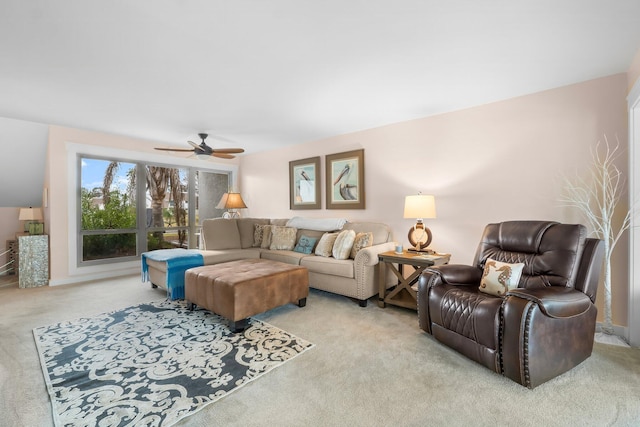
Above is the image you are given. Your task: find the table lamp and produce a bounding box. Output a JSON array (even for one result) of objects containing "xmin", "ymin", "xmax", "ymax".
[
  {"xmin": 403, "ymin": 193, "xmax": 436, "ymax": 252},
  {"xmin": 19, "ymin": 207, "xmax": 44, "ymax": 234},
  {"xmin": 216, "ymin": 192, "xmax": 247, "ymax": 218}
]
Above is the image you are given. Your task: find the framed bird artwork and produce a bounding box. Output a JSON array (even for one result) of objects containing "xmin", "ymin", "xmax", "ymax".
[
  {"xmin": 326, "ymin": 149, "xmax": 365, "ymax": 209},
  {"xmin": 289, "ymin": 156, "xmax": 321, "ymax": 209}
]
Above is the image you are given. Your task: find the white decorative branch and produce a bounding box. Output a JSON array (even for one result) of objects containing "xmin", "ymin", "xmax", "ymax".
[{"xmin": 559, "ymin": 135, "xmax": 632, "ymax": 335}]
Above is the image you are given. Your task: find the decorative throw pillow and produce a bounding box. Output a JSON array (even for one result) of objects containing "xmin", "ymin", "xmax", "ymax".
[
  {"xmin": 253, "ymin": 224, "xmax": 266, "ymax": 247},
  {"xmin": 315, "ymin": 232, "xmax": 339, "ymax": 257},
  {"xmin": 350, "ymin": 232, "xmax": 373, "ymax": 259},
  {"xmin": 237, "ymin": 218, "xmax": 268, "ymax": 249},
  {"xmin": 270, "ymin": 226, "xmax": 298, "ymax": 250},
  {"xmin": 479, "ymin": 258, "xmax": 525, "ymax": 297},
  {"xmin": 293, "ymin": 235, "xmax": 319, "ymax": 254},
  {"xmin": 332, "ymin": 229, "xmax": 356, "ymax": 260},
  {"xmin": 260, "ymin": 225, "xmax": 274, "ymax": 249}
]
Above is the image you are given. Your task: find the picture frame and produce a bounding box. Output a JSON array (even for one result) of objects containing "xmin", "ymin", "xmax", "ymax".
[
  {"xmin": 289, "ymin": 156, "xmax": 321, "ymax": 210},
  {"xmin": 326, "ymin": 149, "xmax": 365, "ymax": 209}
]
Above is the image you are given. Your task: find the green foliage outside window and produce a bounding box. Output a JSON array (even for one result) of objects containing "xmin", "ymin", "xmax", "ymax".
[
  {"xmin": 81, "ymin": 188, "xmax": 137, "ymax": 260},
  {"xmin": 81, "ymin": 188, "xmax": 136, "ymax": 230}
]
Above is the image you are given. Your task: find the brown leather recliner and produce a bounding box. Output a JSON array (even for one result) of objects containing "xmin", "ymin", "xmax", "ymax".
[{"xmin": 417, "ymin": 221, "xmax": 604, "ymax": 389}]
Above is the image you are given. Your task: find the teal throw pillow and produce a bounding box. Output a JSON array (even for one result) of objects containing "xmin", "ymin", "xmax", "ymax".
[{"xmin": 293, "ymin": 235, "xmax": 318, "ymax": 254}]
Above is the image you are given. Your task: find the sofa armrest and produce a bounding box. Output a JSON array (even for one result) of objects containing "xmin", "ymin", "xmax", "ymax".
[
  {"xmin": 355, "ymin": 242, "xmax": 397, "ymax": 266},
  {"xmin": 351, "ymin": 242, "xmax": 397, "ymax": 301},
  {"xmin": 505, "ymin": 287, "xmax": 592, "ymax": 318}
]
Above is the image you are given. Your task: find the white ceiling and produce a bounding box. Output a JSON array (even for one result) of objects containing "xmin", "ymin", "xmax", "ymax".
[{"xmin": 1, "ymin": 0, "xmax": 640, "ymax": 155}]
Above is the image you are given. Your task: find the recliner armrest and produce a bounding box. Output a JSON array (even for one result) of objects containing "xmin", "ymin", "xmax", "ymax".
[
  {"xmin": 422, "ymin": 264, "xmax": 483, "ymax": 286},
  {"xmin": 506, "ymin": 287, "xmax": 592, "ymax": 318}
]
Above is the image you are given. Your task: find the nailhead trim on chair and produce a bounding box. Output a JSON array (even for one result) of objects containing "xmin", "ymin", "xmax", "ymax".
[
  {"xmin": 498, "ymin": 303, "xmax": 506, "ymax": 374},
  {"xmin": 522, "ymin": 303, "xmax": 536, "ymax": 388},
  {"xmin": 499, "ymin": 299, "xmax": 535, "ymax": 388}
]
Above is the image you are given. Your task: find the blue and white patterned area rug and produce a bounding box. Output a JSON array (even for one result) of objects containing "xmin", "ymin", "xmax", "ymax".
[{"xmin": 33, "ymin": 300, "xmax": 314, "ymax": 427}]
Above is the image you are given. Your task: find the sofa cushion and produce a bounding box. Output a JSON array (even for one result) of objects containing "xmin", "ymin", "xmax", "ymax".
[
  {"xmin": 300, "ymin": 256, "xmax": 354, "ymax": 278},
  {"xmin": 261, "ymin": 250, "xmax": 307, "ymax": 265},
  {"xmin": 270, "ymin": 226, "xmax": 298, "ymax": 250},
  {"xmin": 237, "ymin": 218, "xmax": 269, "ymax": 248},
  {"xmin": 201, "ymin": 249, "xmax": 262, "ymax": 264},
  {"xmin": 350, "ymin": 232, "xmax": 373, "ymax": 259},
  {"xmin": 343, "ymin": 222, "xmax": 391, "ymax": 245},
  {"xmin": 479, "ymin": 258, "xmax": 524, "ymax": 297},
  {"xmin": 293, "ymin": 235, "xmax": 319, "ymax": 254},
  {"xmin": 333, "ymin": 229, "xmax": 356, "ymax": 260},
  {"xmin": 260, "ymin": 225, "xmax": 274, "ymax": 249},
  {"xmin": 315, "ymin": 232, "xmax": 339, "ymax": 257},
  {"xmin": 202, "ymin": 218, "xmax": 241, "ymax": 250}
]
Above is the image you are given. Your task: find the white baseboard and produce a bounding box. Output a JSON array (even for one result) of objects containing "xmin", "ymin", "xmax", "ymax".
[
  {"xmin": 48, "ymin": 267, "xmax": 140, "ymax": 286},
  {"xmin": 595, "ymin": 322, "xmax": 630, "ymax": 344}
]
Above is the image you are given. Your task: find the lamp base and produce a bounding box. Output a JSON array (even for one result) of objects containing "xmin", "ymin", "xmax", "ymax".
[
  {"xmin": 407, "ymin": 222, "xmax": 432, "ymax": 251},
  {"xmin": 222, "ymin": 211, "xmax": 240, "ymax": 219},
  {"xmin": 28, "ymin": 222, "xmax": 44, "ymax": 235}
]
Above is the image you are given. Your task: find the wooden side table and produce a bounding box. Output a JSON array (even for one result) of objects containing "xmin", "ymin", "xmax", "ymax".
[{"xmin": 378, "ymin": 250, "xmax": 450, "ymax": 310}]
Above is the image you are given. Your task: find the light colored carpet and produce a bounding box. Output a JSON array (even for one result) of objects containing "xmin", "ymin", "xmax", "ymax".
[{"xmin": 1, "ymin": 274, "xmax": 639, "ymax": 426}]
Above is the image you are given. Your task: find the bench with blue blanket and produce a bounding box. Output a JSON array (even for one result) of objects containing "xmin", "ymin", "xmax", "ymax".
[{"xmin": 141, "ymin": 249, "xmax": 204, "ymax": 300}]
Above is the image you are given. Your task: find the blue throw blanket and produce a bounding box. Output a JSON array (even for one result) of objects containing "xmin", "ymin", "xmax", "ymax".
[{"xmin": 141, "ymin": 249, "xmax": 204, "ymax": 300}]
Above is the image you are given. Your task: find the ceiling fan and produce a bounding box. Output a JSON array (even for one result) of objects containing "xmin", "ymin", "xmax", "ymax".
[{"xmin": 155, "ymin": 133, "xmax": 244, "ymax": 159}]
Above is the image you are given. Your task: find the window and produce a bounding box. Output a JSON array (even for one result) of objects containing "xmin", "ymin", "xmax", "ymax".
[
  {"xmin": 145, "ymin": 165, "xmax": 190, "ymax": 251},
  {"xmin": 78, "ymin": 155, "xmax": 231, "ymax": 266},
  {"xmin": 80, "ymin": 158, "xmax": 137, "ymax": 262}
]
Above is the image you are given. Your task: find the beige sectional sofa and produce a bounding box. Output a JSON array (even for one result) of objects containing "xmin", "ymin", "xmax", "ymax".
[{"xmin": 145, "ymin": 217, "xmax": 398, "ymax": 306}]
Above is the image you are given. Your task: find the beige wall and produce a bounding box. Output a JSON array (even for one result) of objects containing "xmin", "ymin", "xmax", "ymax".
[
  {"xmin": 0, "ymin": 208, "xmax": 22, "ymax": 274},
  {"xmin": 36, "ymin": 73, "xmax": 632, "ymax": 327},
  {"xmin": 240, "ymin": 73, "xmax": 629, "ymax": 327}
]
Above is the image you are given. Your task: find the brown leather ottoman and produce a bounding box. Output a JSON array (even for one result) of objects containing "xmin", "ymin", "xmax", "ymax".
[{"xmin": 185, "ymin": 259, "xmax": 309, "ymax": 332}]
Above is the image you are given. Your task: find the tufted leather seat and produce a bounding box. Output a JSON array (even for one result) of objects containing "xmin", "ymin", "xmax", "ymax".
[{"xmin": 417, "ymin": 221, "xmax": 604, "ymax": 388}]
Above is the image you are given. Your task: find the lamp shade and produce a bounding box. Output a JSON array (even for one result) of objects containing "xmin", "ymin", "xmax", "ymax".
[
  {"xmin": 216, "ymin": 193, "xmax": 247, "ymax": 210},
  {"xmin": 403, "ymin": 194, "xmax": 436, "ymax": 219},
  {"xmin": 19, "ymin": 207, "xmax": 43, "ymax": 221}
]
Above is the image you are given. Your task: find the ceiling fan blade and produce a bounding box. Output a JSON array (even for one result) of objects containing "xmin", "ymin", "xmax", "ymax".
[
  {"xmin": 187, "ymin": 140, "xmax": 203, "ymax": 150},
  {"xmin": 158, "ymin": 135, "xmax": 241, "ymax": 159},
  {"xmin": 155, "ymin": 147, "xmax": 195, "ymax": 152},
  {"xmin": 211, "ymin": 148, "xmax": 245, "ymax": 154},
  {"xmin": 212, "ymin": 153, "xmax": 235, "ymax": 159}
]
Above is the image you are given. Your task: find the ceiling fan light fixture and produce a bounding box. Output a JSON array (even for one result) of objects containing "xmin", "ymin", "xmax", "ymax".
[{"xmin": 154, "ymin": 132, "xmax": 243, "ymax": 160}]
